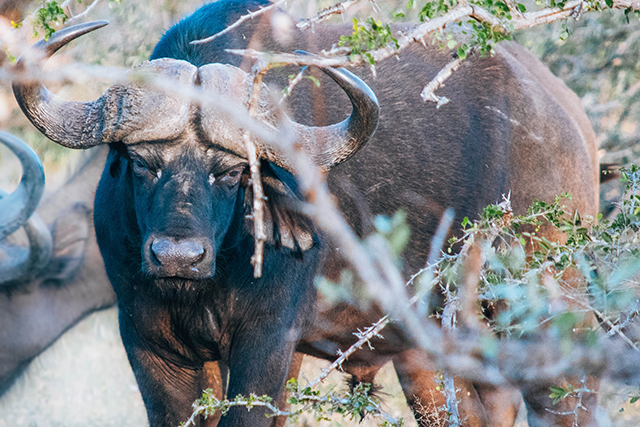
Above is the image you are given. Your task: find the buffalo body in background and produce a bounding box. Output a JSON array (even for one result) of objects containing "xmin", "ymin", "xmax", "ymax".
[
  {"xmin": 0, "ymin": 133, "xmax": 115, "ymax": 394},
  {"xmin": 13, "ymin": 1, "xmax": 599, "ymax": 426}
]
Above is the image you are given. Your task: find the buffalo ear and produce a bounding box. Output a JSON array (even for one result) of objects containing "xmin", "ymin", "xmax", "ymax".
[
  {"xmin": 108, "ymin": 144, "xmax": 126, "ymax": 178},
  {"xmin": 40, "ymin": 202, "xmax": 91, "ymax": 286},
  {"xmin": 244, "ymin": 162, "xmax": 316, "ymax": 254}
]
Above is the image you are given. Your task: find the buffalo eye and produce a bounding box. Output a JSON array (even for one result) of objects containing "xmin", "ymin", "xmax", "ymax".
[
  {"xmin": 131, "ymin": 158, "xmax": 148, "ymax": 174},
  {"xmin": 131, "ymin": 158, "xmax": 159, "ymax": 181},
  {"xmin": 216, "ymin": 166, "xmax": 244, "ymax": 189}
]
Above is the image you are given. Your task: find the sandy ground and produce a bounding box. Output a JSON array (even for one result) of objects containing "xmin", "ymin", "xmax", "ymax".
[{"xmin": 0, "ymin": 308, "xmax": 147, "ymax": 427}]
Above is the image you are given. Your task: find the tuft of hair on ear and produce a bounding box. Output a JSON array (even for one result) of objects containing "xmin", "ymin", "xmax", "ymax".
[{"xmin": 255, "ymin": 162, "xmax": 317, "ymax": 255}]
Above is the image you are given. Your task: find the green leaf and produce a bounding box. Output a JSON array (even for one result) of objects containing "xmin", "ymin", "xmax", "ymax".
[
  {"xmin": 516, "ymin": 3, "xmax": 526, "ymax": 12},
  {"xmin": 549, "ymin": 386, "xmax": 567, "ymax": 404},
  {"xmin": 305, "ymin": 75, "xmax": 321, "ymax": 87}
]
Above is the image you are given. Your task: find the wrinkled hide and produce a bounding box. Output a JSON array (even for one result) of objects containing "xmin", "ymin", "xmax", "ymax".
[{"xmin": 12, "ymin": 0, "xmax": 599, "ymax": 426}]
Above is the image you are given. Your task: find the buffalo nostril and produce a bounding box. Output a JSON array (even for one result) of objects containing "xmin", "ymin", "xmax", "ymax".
[{"xmin": 151, "ymin": 238, "xmax": 206, "ymax": 267}]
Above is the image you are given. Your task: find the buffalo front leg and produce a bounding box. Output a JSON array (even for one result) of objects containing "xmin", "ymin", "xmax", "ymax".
[
  {"xmin": 218, "ymin": 327, "xmax": 299, "ymax": 427},
  {"xmin": 271, "ymin": 352, "xmax": 303, "ymax": 427},
  {"xmin": 119, "ymin": 315, "xmax": 205, "ymax": 427},
  {"xmin": 201, "ymin": 361, "xmax": 228, "ymax": 426},
  {"xmin": 200, "ymin": 357, "xmax": 298, "ymax": 427}
]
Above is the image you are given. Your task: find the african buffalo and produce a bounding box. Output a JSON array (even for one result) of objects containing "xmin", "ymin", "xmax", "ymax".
[
  {"xmin": 0, "ymin": 132, "xmax": 115, "ymax": 394},
  {"xmin": 13, "ymin": 0, "xmax": 599, "ymax": 425}
]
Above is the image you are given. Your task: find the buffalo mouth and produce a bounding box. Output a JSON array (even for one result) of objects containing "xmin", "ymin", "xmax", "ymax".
[{"xmin": 143, "ymin": 235, "xmax": 215, "ymax": 279}]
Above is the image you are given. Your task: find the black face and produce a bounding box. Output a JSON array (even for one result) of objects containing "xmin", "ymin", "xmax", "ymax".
[{"xmin": 123, "ymin": 136, "xmax": 248, "ymax": 280}]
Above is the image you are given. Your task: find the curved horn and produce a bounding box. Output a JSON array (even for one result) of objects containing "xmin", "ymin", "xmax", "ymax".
[
  {"xmin": 0, "ymin": 131, "xmax": 46, "ymax": 240},
  {"xmin": 12, "ymin": 21, "xmax": 109, "ymax": 149},
  {"xmin": 0, "ymin": 132, "xmax": 52, "ymax": 286},
  {"xmin": 291, "ymin": 51, "xmax": 379, "ymax": 170},
  {"xmin": 0, "ymin": 191, "xmax": 52, "ymax": 287}
]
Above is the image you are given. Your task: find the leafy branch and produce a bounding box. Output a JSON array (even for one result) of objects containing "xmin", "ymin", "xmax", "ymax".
[
  {"xmin": 21, "ymin": 0, "xmax": 112, "ymax": 41},
  {"xmin": 223, "ymin": 0, "xmax": 640, "ymax": 107},
  {"xmin": 183, "ymin": 381, "xmax": 403, "ymax": 427},
  {"xmin": 181, "ymin": 314, "xmax": 400, "ymax": 426}
]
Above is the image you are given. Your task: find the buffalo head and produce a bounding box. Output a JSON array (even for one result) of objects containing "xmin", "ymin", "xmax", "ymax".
[{"xmin": 13, "ymin": 22, "xmax": 379, "ymax": 285}]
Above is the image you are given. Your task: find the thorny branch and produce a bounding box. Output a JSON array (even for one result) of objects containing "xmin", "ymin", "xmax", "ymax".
[
  {"xmin": 297, "ymin": 0, "xmax": 363, "ymax": 30},
  {"xmin": 561, "ymin": 288, "xmax": 640, "ymax": 351},
  {"xmin": 183, "ymin": 395, "xmax": 287, "ymax": 427},
  {"xmin": 184, "ymin": 382, "xmax": 401, "ymax": 427},
  {"xmin": 227, "ymin": 48, "xmax": 349, "ymax": 67},
  {"xmin": 180, "ymin": 314, "xmax": 399, "ymax": 426},
  {"xmin": 308, "ymin": 315, "xmax": 390, "ymax": 388},
  {"xmin": 410, "ymin": 207, "xmax": 454, "ymax": 319},
  {"xmin": 190, "ymin": 0, "xmax": 286, "ymax": 45}
]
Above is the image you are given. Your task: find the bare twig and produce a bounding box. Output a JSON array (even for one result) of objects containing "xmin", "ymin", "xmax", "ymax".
[
  {"xmin": 297, "ymin": 0, "xmax": 361, "ymax": 30},
  {"xmin": 411, "ymin": 207, "xmax": 455, "ymax": 318},
  {"xmin": 227, "ymin": 48, "xmax": 350, "ymax": 67},
  {"xmin": 65, "ymin": 0, "xmax": 103, "ymax": 26},
  {"xmin": 458, "ymin": 238, "xmax": 484, "ymax": 330},
  {"xmin": 573, "ymin": 375, "xmax": 589, "ymax": 427},
  {"xmin": 280, "ymin": 66, "xmax": 307, "ymax": 102},
  {"xmin": 190, "ymin": 0, "xmax": 285, "ymax": 45},
  {"xmin": 441, "ymin": 293, "xmax": 462, "ymax": 427},
  {"xmin": 420, "ymin": 51, "xmax": 470, "ymax": 108},
  {"xmin": 246, "ymin": 66, "xmax": 269, "ymax": 278}
]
